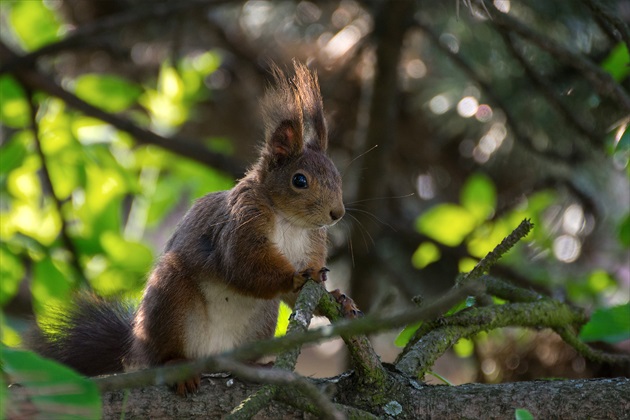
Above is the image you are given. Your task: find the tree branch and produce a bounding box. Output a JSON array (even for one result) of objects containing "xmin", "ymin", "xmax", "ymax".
[
  {"xmin": 462, "ymin": 219, "xmax": 533, "ymax": 283},
  {"xmin": 414, "ymin": 20, "xmax": 581, "ymax": 163},
  {"xmin": 395, "ymin": 299, "xmax": 588, "ymax": 378},
  {"xmin": 580, "ymin": 0, "xmax": 630, "ymax": 52},
  {"xmin": 480, "ymin": 0, "xmax": 630, "ymax": 112},
  {"xmin": 86, "ymin": 377, "xmax": 630, "ymax": 418},
  {"xmin": 0, "ymin": 42, "xmax": 244, "ymax": 178},
  {"xmin": 0, "ymin": 0, "xmax": 233, "ymax": 75},
  {"xmin": 227, "ymin": 281, "xmax": 343, "ymax": 420},
  {"xmin": 91, "ymin": 281, "xmax": 481, "ymax": 393},
  {"xmin": 499, "ymin": 31, "xmax": 601, "ymax": 147},
  {"xmin": 24, "ymin": 89, "xmax": 89, "ymax": 288}
]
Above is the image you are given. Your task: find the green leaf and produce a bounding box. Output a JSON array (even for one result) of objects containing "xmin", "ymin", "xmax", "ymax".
[
  {"xmin": 100, "ymin": 231, "xmax": 153, "ymax": 273},
  {"xmin": 579, "ymin": 304, "xmax": 630, "ymax": 344},
  {"xmin": 515, "ymin": 408, "xmax": 534, "ymax": 420},
  {"xmin": 0, "ymin": 76, "xmax": 29, "ymax": 128},
  {"xmin": 274, "ymin": 301, "xmax": 292, "ymax": 337},
  {"xmin": 8, "ymin": 0, "xmax": 63, "ymax": 50},
  {"xmin": 601, "ymin": 43, "xmax": 630, "ymax": 82},
  {"xmin": 0, "ymin": 131, "xmax": 30, "ymax": 175},
  {"xmin": 75, "ymin": 74, "xmax": 142, "ymax": 113},
  {"xmin": 395, "ymin": 321, "xmax": 422, "ymax": 348},
  {"xmin": 0, "ymin": 247, "xmax": 24, "ymax": 306},
  {"xmin": 618, "ymin": 213, "xmax": 630, "ymax": 248},
  {"xmin": 411, "ymin": 241, "xmax": 441, "ymax": 269},
  {"xmin": 460, "ymin": 173, "xmax": 496, "ymax": 222},
  {"xmin": 1, "ymin": 346, "xmax": 101, "ymax": 418},
  {"xmin": 32, "ymin": 256, "xmax": 73, "ymax": 316},
  {"xmin": 416, "ymin": 204, "xmax": 477, "ymax": 246}
]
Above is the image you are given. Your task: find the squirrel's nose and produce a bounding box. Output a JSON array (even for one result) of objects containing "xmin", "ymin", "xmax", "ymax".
[{"xmin": 330, "ymin": 206, "xmax": 345, "ymax": 222}]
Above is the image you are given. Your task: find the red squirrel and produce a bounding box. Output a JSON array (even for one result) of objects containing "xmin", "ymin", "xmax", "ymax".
[{"xmin": 27, "ymin": 62, "xmax": 345, "ymax": 395}]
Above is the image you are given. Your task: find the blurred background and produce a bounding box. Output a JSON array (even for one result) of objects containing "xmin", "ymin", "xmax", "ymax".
[{"xmin": 1, "ymin": 0, "xmax": 629, "ymax": 385}]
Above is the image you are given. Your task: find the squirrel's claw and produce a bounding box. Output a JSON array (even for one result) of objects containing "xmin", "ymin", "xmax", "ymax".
[
  {"xmin": 330, "ymin": 289, "xmax": 364, "ymax": 319},
  {"xmin": 293, "ymin": 267, "xmax": 329, "ymax": 291},
  {"xmin": 174, "ymin": 374, "xmax": 201, "ymax": 397}
]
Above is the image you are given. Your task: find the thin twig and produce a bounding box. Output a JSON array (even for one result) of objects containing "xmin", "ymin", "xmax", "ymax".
[
  {"xmin": 24, "ymin": 90, "xmax": 89, "ymax": 288},
  {"xmin": 462, "ymin": 219, "xmax": 533, "ymax": 283},
  {"xmin": 555, "ymin": 326, "xmax": 630, "ymax": 367}
]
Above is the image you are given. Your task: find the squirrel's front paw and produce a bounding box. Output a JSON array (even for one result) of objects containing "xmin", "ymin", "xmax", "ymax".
[
  {"xmin": 293, "ymin": 267, "xmax": 329, "ymax": 291},
  {"xmin": 330, "ymin": 289, "xmax": 364, "ymax": 318}
]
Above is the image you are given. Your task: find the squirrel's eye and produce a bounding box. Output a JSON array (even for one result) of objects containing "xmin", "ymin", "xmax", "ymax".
[{"xmin": 292, "ymin": 173, "xmax": 308, "ymax": 189}]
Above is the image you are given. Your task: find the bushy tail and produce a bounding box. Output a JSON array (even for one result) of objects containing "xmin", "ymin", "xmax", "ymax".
[{"xmin": 25, "ymin": 293, "xmax": 135, "ymax": 377}]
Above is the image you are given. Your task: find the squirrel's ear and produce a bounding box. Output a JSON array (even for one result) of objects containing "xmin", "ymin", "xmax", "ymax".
[{"xmin": 268, "ymin": 120, "xmax": 303, "ymax": 160}]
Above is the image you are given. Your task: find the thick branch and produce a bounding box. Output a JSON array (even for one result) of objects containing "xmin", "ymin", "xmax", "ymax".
[
  {"xmin": 92, "ymin": 282, "xmax": 481, "ymax": 393},
  {"xmin": 46, "ymin": 377, "xmax": 630, "ymax": 419}
]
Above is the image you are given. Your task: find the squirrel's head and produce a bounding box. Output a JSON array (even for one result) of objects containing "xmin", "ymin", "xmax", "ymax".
[{"xmin": 255, "ymin": 62, "xmax": 344, "ymax": 229}]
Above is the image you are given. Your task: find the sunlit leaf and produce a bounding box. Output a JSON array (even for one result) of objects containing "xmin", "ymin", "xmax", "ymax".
[
  {"xmin": 9, "ymin": 201, "xmax": 61, "ymax": 246},
  {"xmin": 601, "ymin": 43, "xmax": 630, "ymax": 82},
  {"xmin": 274, "ymin": 301, "xmax": 292, "ymax": 337},
  {"xmin": 75, "ymin": 74, "xmax": 142, "ymax": 113},
  {"xmin": 416, "ymin": 204, "xmax": 477, "ymax": 246},
  {"xmin": 0, "ymin": 76, "xmax": 29, "ymax": 128},
  {"xmin": 1, "ymin": 346, "xmax": 101, "ymax": 418},
  {"xmin": 587, "ymin": 270, "xmax": 615, "ymax": 294},
  {"xmin": 395, "ymin": 321, "xmax": 422, "ymax": 348},
  {"xmin": 579, "ymin": 304, "xmax": 630, "ymax": 344},
  {"xmin": 467, "ymin": 219, "xmax": 511, "ymax": 258},
  {"xmin": 32, "ymin": 256, "xmax": 73, "ymax": 316},
  {"xmin": 7, "ymin": 160, "xmax": 41, "ymax": 206},
  {"xmin": 100, "ymin": 231, "xmax": 153, "ymax": 273},
  {"xmin": 0, "ymin": 247, "xmax": 24, "ymax": 306},
  {"xmin": 159, "ymin": 65, "xmax": 185, "ymax": 101},
  {"xmin": 8, "ymin": 0, "xmax": 63, "ymax": 50},
  {"xmin": 453, "ymin": 337, "xmax": 474, "ymax": 357},
  {"xmin": 1, "ymin": 313, "xmax": 22, "ymax": 347},
  {"xmin": 460, "ymin": 172, "xmax": 496, "ymax": 222},
  {"xmin": 0, "ymin": 131, "xmax": 30, "ymax": 175},
  {"xmin": 459, "ymin": 257, "xmax": 478, "ymax": 272},
  {"xmin": 412, "ymin": 241, "xmax": 441, "ymax": 269}
]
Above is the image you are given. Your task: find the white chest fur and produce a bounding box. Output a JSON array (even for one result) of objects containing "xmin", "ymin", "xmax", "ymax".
[
  {"xmin": 183, "ymin": 282, "xmax": 277, "ymax": 358},
  {"xmin": 270, "ymin": 214, "xmax": 311, "ymax": 270}
]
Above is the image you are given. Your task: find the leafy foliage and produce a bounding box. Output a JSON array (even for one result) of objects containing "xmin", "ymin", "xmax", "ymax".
[{"xmin": 1, "ymin": 346, "xmax": 101, "ymax": 419}]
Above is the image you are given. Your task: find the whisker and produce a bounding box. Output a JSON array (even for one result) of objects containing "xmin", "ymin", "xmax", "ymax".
[
  {"xmin": 345, "ymin": 207, "xmax": 397, "ymax": 232},
  {"xmin": 342, "ymin": 220, "xmax": 356, "ymax": 268},
  {"xmin": 345, "ymin": 212, "xmax": 374, "ymax": 250},
  {"xmin": 345, "ymin": 193, "xmax": 414, "ymax": 206},
  {"xmin": 341, "ymin": 144, "xmax": 379, "ymax": 177}
]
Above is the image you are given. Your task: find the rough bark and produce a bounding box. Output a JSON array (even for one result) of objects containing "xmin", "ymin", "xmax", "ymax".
[{"xmin": 92, "ymin": 376, "xmax": 630, "ymax": 419}]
